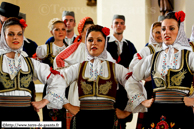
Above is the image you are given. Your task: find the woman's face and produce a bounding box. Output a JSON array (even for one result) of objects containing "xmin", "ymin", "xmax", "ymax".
[
  {"xmin": 51, "ymin": 23, "xmax": 66, "ymax": 41},
  {"xmin": 5, "ymin": 25, "xmax": 23, "ymax": 50},
  {"xmin": 81, "ymin": 24, "xmax": 93, "ymax": 40},
  {"xmin": 86, "ymin": 31, "xmax": 105, "ymax": 57},
  {"xmin": 152, "ymin": 26, "xmax": 162, "ymax": 43},
  {"xmin": 161, "ymin": 19, "xmax": 179, "ymax": 45}
]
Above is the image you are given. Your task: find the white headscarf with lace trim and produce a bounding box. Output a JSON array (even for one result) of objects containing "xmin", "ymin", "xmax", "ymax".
[
  {"xmin": 0, "ymin": 21, "xmax": 28, "ymax": 67},
  {"xmin": 149, "ymin": 22, "xmax": 162, "ymax": 52},
  {"xmin": 85, "ymin": 26, "xmax": 113, "ymax": 80},
  {"xmin": 162, "ymin": 14, "xmax": 192, "ymax": 65}
]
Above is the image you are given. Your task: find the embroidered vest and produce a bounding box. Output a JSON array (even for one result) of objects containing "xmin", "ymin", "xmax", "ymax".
[
  {"xmin": 151, "ymin": 50, "xmax": 193, "ymax": 92},
  {"xmin": 42, "ymin": 42, "xmax": 55, "ymax": 67},
  {"xmin": 0, "ymin": 55, "xmax": 35, "ymax": 95},
  {"xmin": 147, "ymin": 44, "xmax": 155, "ymax": 54},
  {"xmin": 78, "ymin": 61, "xmax": 118, "ymax": 101}
]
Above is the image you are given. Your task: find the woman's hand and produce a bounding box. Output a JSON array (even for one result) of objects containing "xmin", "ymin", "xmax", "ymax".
[
  {"xmin": 63, "ymin": 103, "xmax": 80, "ymax": 115},
  {"xmin": 141, "ymin": 98, "xmax": 154, "ymax": 108},
  {"xmin": 183, "ymin": 97, "xmax": 194, "ymax": 107},
  {"xmin": 115, "ymin": 108, "xmax": 131, "ymax": 119},
  {"xmin": 31, "ymin": 99, "xmax": 49, "ymax": 112}
]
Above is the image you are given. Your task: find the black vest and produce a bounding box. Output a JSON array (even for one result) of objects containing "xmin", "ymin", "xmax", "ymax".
[
  {"xmin": 151, "ymin": 50, "xmax": 193, "ymax": 92},
  {"xmin": 0, "ymin": 55, "xmax": 35, "ymax": 98},
  {"xmin": 42, "ymin": 42, "xmax": 56, "ymax": 68},
  {"xmin": 106, "ymin": 37, "xmax": 137, "ymax": 68}
]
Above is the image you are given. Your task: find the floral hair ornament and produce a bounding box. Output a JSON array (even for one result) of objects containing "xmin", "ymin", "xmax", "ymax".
[
  {"xmin": 102, "ymin": 27, "xmax": 110, "ymax": 36},
  {"xmin": 19, "ymin": 19, "xmax": 27, "ymax": 28},
  {"xmin": 175, "ymin": 11, "xmax": 185, "ymax": 22},
  {"xmin": 64, "ymin": 19, "xmax": 67, "ymax": 27}
]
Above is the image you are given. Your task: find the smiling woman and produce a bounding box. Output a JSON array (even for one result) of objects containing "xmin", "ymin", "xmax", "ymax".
[
  {"xmin": 0, "ymin": 17, "xmax": 66, "ymax": 128},
  {"xmin": 4, "ymin": 25, "xmax": 23, "ymax": 50}
]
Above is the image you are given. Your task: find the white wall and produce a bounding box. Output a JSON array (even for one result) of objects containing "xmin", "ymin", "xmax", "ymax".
[
  {"xmin": 0, "ymin": 0, "xmax": 97, "ymax": 46},
  {"xmin": 97, "ymin": 0, "xmax": 151, "ymax": 52}
]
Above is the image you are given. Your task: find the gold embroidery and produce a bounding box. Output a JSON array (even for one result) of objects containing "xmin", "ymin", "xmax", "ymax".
[
  {"xmin": 0, "ymin": 74, "xmax": 13, "ymax": 88},
  {"xmin": 154, "ymin": 79, "xmax": 163, "ymax": 87},
  {"xmin": 21, "ymin": 74, "xmax": 32, "ymax": 88},
  {"xmin": 99, "ymin": 81, "xmax": 112, "ymax": 95},
  {"xmin": 152, "ymin": 71, "xmax": 164, "ymax": 87},
  {"xmin": 171, "ymin": 70, "xmax": 187, "ymax": 86},
  {"xmin": 80, "ymin": 81, "xmax": 92, "ymax": 95}
]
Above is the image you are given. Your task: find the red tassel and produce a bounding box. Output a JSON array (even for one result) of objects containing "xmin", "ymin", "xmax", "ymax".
[
  {"xmin": 137, "ymin": 53, "xmax": 142, "ymax": 60},
  {"xmin": 126, "ymin": 72, "xmax": 132, "ymax": 80},
  {"xmin": 47, "ymin": 67, "xmax": 64, "ymax": 80},
  {"xmin": 117, "ymin": 56, "xmax": 121, "ymax": 63}
]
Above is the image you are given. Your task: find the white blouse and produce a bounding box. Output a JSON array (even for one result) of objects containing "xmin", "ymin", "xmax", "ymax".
[
  {"xmin": 58, "ymin": 61, "xmax": 129, "ymax": 104},
  {"xmin": 0, "ymin": 55, "xmax": 66, "ymax": 109},
  {"xmin": 36, "ymin": 43, "xmax": 66, "ymax": 59},
  {"xmin": 129, "ymin": 44, "xmax": 162, "ymax": 72},
  {"xmin": 126, "ymin": 50, "xmax": 194, "ymax": 113}
]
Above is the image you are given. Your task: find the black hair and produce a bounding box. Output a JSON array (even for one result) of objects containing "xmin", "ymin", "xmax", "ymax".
[
  {"xmin": 85, "ymin": 25, "xmax": 107, "ymax": 40},
  {"xmin": 163, "ymin": 12, "xmax": 180, "ymax": 27},
  {"xmin": 3, "ymin": 17, "xmax": 23, "ymax": 33},
  {"xmin": 81, "ymin": 18, "xmax": 94, "ymax": 32}
]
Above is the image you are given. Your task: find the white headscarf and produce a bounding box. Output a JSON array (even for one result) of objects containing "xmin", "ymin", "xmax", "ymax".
[
  {"xmin": 190, "ymin": 25, "xmax": 194, "ymax": 42},
  {"xmin": 149, "ymin": 22, "xmax": 162, "ymax": 52},
  {"xmin": 85, "ymin": 26, "xmax": 113, "ymax": 79},
  {"xmin": 0, "ymin": 21, "xmax": 28, "ymax": 67},
  {"xmin": 162, "ymin": 20, "xmax": 192, "ymax": 65}
]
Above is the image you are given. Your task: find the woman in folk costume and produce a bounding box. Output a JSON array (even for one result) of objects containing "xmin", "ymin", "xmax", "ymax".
[
  {"xmin": 35, "ymin": 18, "xmax": 67, "ymax": 126},
  {"xmin": 48, "ymin": 25, "xmax": 132, "ymax": 129},
  {"xmin": 0, "ymin": 17, "xmax": 65, "ymax": 127},
  {"xmin": 53, "ymin": 17, "xmax": 94, "ymax": 129},
  {"xmin": 128, "ymin": 22, "xmax": 163, "ymax": 129},
  {"xmin": 126, "ymin": 11, "xmax": 194, "ymax": 129},
  {"xmin": 54, "ymin": 17, "xmax": 115, "ymax": 129},
  {"xmin": 36, "ymin": 18, "xmax": 68, "ymax": 67}
]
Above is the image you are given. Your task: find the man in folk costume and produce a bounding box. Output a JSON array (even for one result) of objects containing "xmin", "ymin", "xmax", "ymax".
[
  {"xmin": 45, "ymin": 11, "xmax": 77, "ymax": 46},
  {"xmin": 106, "ymin": 15, "xmax": 136, "ymax": 129}
]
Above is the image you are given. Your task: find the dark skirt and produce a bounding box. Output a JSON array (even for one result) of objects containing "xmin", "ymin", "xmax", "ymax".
[
  {"xmin": 141, "ymin": 103, "xmax": 193, "ymax": 129},
  {"xmin": 71, "ymin": 110, "xmax": 119, "ymax": 129},
  {"xmin": 0, "ymin": 106, "xmax": 40, "ymax": 128}
]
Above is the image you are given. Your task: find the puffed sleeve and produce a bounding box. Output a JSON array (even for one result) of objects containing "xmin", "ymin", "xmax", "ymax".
[
  {"xmin": 36, "ymin": 45, "xmax": 47, "ymax": 59},
  {"xmin": 31, "ymin": 58, "xmax": 66, "ymax": 109},
  {"xmin": 124, "ymin": 55, "xmax": 153, "ymax": 112},
  {"xmin": 129, "ymin": 47, "xmax": 150, "ymax": 72},
  {"xmin": 57, "ymin": 63, "xmax": 80, "ymax": 104}
]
